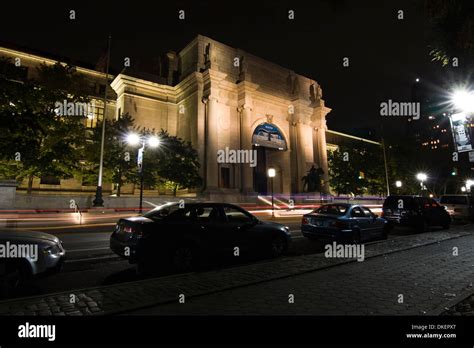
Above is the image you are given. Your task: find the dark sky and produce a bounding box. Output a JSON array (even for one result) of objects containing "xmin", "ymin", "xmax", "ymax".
[{"xmin": 0, "ymin": 0, "xmax": 443, "ymax": 137}]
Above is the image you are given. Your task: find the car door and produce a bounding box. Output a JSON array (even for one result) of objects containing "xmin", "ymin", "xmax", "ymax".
[
  {"xmin": 221, "ymin": 205, "xmax": 256, "ymax": 256},
  {"xmin": 420, "ymin": 198, "xmax": 440, "ymax": 226},
  {"xmin": 361, "ymin": 206, "xmax": 383, "ymax": 239},
  {"xmin": 350, "ymin": 206, "xmax": 370, "ymax": 241},
  {"xmin": 193, "ymin": 204, "xmax": 227, "ymax": 253}
]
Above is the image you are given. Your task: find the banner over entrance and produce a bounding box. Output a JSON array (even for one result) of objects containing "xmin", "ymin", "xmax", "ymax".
[{"xmin": 252, "ymin": 123, "xmax": 287, "ymax": 150}]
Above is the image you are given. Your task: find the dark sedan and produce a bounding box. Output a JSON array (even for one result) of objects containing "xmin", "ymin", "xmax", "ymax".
[
  {"xmin": 110, "ymin": 202, "xmax": 291, "ymax": 274},
  {"xmin": 301, "ymin": 203, "xmax": 389, "ymax": 243}
]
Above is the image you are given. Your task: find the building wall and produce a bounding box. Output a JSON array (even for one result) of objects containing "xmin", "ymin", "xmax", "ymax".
[{"xmin": 111, "ymin": 35, "xmax": 332, "ymax": 199}]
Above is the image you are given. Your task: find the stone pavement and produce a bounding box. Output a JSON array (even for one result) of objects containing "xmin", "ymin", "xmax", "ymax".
[
  {"xmin": 0, "ymin": 228, "xmax": 472, "ymax": 316},
  {"xmin": 133, "ymin": 234, "xmax": 474, "ymax": 315}
]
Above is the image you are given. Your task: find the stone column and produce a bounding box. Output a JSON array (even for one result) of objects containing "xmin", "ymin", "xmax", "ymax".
[
  {"xmin": 206, "ymin": 95, "xmax": 219, "ymax": 191},
  {"xmin": 311, "ymin": 102, "xmax": 332, "ymax": 194},
  {"xmin": 238, "ymin": 104, "xmax": 254, "ymax": 194}
]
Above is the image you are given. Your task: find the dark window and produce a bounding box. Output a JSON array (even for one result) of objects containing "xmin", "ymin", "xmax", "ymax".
[
  {"xmin": 314, "ymin": 204, "xmax": 348, "ymax": 215},
  {"xmin": 440, "ymin": 196, "xmax": 468, "ymax": 205},
  {"xmin": 361, "ymin": 207, "xmax": 373, "ymax": 217},
  {"xmin": 351, "ymin": 207, "xmax": 365, "ymax": 217},
  {"xmin": 223, "ymin": 206, "xmax": 253, "ymax": 225},
  {"xmin": 220, "ymin": 167, "xmax": 230, "ymax": 188},
  {"xmin": 195, "ymin": 206, "xmax": 221, "ymax": 224}
]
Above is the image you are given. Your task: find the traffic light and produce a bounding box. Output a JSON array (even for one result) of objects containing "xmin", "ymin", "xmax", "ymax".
[{"xmin": 451, "ymin": 167, "xmax": 457, "ymax": 176}]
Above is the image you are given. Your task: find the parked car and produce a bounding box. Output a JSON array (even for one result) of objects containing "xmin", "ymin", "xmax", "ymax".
[
  {"xmin": 0, "ymin": 229, "xmax": 66, "ymax": 296},
  {"xmin": 439, "ymin": 194, "xmax": 474, "ymax": 221},
  {"xmin": 382, "ymin": 195, "xmax": 451, "ymax": 232},
  {"xmin": 110, "ymin": 202, "xmax": 291, "ymax": 274},
  {"xmin": 301, "ymin": 203, "xmax": 389, "ymax": 243}
]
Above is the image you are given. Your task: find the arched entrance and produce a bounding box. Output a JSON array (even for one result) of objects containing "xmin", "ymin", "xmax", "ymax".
[{"xmin": 251, "ymin": 123, "xmax": 287, "ymax": 194}]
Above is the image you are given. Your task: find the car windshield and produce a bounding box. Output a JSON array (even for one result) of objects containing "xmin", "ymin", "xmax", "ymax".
[
  {"xmin": 440, "ymin": 196, "xmax": 468, "ymax": 205},
  {"xmin": 314, "ymin": 205, "xmax": 348, "ymax": 215},
  {"xmin": 143, "ymin": 203, "xmax": 181, "ymax": 220}
]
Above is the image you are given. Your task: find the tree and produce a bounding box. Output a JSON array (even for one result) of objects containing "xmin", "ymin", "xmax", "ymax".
[
  {"xmin": 328, "ymin": 142, "xmax": 386, "ymax": 196},
  {"xmin": 151, "ymin": 129, "xmax": 202, "ymax": 196},
  {"xmin": 0, "ymin": 59, "xmax": 89, "ymax": 193},
  {"xmin": 83, "ymin": 113, "xmax": 138, "ymax": 196},
  {"xmin": 302, "ymin": 165, "xmax": 324, "ymax": 192},
  {"xmin": 424, "ymin": 0, "xmax": 474, "ymax": 71}
]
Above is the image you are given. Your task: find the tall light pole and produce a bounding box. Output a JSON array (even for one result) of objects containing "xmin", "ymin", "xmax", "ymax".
[
  {"xmin": 380, "ymin": 124, "xmax": 390, "ymax": 197},
  {"xmin": 93, "ymin": 35, "xmax": 112, "ymax": 207},
  {"xmin": 268, "ymin": 168, "xmax": 276, "ymax": 218},
  {"xmin": 126, "ymin": 132, "xmax": 160, "ymax": 213},
  {"xmin": 416, "ymin": 173, "xmax": 427, "ymax": 195}
]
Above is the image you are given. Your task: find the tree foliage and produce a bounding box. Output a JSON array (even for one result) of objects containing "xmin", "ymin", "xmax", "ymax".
[{"xmin": 0, "ymin": 58, "xmax": 89, "ymax": 193}]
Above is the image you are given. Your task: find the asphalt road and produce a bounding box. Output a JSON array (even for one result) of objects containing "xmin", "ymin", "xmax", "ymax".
[{"xmin": 3, "ymin": 215, "xmax": 470, "ymax": 300}]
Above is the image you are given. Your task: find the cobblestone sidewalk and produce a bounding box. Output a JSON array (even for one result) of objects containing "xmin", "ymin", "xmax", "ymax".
[{"xmin": 0, "ymin": 229, "xmax": 470, "ymax": 316}]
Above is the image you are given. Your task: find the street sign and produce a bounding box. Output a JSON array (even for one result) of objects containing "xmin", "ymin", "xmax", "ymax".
[
  {"xmin": 137, "ymin": 146, "xmax": 144, "ymax": 173},
  {"xmin": 469, "ymin": 151, "xmax": 474, "ymax": 163}
]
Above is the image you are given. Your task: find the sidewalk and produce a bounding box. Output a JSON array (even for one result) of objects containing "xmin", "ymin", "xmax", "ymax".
[{"xmin": 0, "ymin": 228, "xmax": 471, "ymax": 316}]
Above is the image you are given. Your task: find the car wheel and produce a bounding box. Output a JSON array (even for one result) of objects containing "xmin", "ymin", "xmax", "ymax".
[
  {"xmin": 172, "ymin": 245, "xmax": 198, "ymax": 273},
  {"xmin": 0, "ymin": 261, "xmax": 25, "ymax": 297},
  {"xmin": 269, "ymin": 235, "xmax": 287, "ymax": 258}
]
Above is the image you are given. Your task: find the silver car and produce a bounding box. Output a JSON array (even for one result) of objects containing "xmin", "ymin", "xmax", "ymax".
[{"xmin": 0, "ymin": 229, "xmax": 66, "ymax": 296}]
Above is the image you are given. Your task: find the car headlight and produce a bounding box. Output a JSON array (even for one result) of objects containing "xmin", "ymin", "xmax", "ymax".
[{"xmin": 43, "ymin": 244, "xmax": 61, "ymax": 255}]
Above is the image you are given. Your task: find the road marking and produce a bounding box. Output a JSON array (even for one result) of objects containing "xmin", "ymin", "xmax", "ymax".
[
  {"xmin": 67, "ymin": 247, "xmax": 110, "ymax": 253},
  {"xmin": 66, "ymin": 255, "xmax": 119, "ymax": 263}
]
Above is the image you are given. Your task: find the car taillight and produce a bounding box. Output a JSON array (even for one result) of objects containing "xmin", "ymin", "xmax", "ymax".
[
  {"xmin": 302, "ymin": 216, "xmax": 309, "ymax": 225},
  {"xmin": 123, "ymin": 226, "xmax": 135, "ymax": 233}
]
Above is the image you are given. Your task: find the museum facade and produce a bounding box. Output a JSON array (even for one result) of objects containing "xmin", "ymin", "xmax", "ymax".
[
  {"xmin": 111, "ymin": 35, "xmax": 332, "ymax": 200},
  {"xmin": 1, "ymin": 35, "xmax": 341, "ymax": 201}
]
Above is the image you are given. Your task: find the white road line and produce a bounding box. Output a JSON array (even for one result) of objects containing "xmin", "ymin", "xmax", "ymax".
[
  {"xmin": 66, "ymin": 247, "xmax": 110, "ymax": 253},
  {"xmin": 66, "ymin": 255, "xmax": 119, "ymax": 263}
]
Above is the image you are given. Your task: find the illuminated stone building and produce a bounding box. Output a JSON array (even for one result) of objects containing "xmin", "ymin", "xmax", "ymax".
[{"xmin": 1, "ymin": 35, "xmax": 335, "ymax": 201}]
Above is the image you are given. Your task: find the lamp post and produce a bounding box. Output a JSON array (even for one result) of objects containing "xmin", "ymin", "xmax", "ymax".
[
  {"xmin": 395, "ymin": 180, "xmax": 402, "ymax": 194},
  {"xmin": 126, "ymin": 132, "xmax": 160, "ymax": 213},
  {"xmin": 268, "ymin": 168, "xmax": 276, "ymax": 218},
  {"xmin": 416, "ymin": 173, "xmax": 427, "ymax": 196},
  {"xmin": 93, "ymin": 35, "xmax": 112, "ymax": 207}
]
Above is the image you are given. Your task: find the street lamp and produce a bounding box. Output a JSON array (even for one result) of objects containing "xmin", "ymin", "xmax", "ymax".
[
  {"xmin": 126, "ymin": 132, "xmax": 160, "ymax": 213},
  {"xmin": 268, "ymin": 168, "xmax": 276, "ymax": 218},
  {"xmin": 416, "ymin": 173, "xmax": 427, "ymax": 195},
  {"xmin": 451, "ymin": 89, "xmax": 474, "ymax": 113},
  {"xmin": 466, "ymin": 179, "xmax": 474, "ymax": 193},
  {"xmin": 395, "ymin": 180, "xmax": 402, "ymax": 194}
]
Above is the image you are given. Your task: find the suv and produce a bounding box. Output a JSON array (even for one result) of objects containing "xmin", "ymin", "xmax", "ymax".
[
  {"xmin": 439, "ymin": 194, "xmax": 474, "ymax": 221},
  {"xmin": 382, "ymin": 195, "xmax": 450, "ymax": 232}
]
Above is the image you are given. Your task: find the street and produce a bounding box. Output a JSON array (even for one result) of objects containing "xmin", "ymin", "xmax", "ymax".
[{"xmin": 3, "ymin": 213, "xmax": 472, "ymax": 304}]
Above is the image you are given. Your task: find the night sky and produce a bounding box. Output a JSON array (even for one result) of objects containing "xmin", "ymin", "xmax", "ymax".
[{"xmin": 0, "ymin": 0, "xmax": 444, "ymax": 138}]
